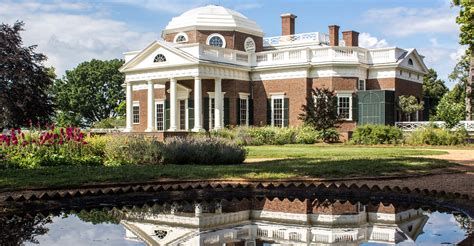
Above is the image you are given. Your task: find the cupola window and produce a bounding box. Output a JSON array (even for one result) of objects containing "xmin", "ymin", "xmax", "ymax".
[
  {"xmin": 207, "ymin": 33, "xmax": 226, "ymax": 48},
  {"xmin": 153, "ymin": 54, "xmax": 166, "ymax": 63},
  {"xmin": 244, "ymin": 37, "xmax": 256, "ymax": 53},
  {"xmin": 174, "ymin": 32, "xmax": 188, "ymax": 43}
]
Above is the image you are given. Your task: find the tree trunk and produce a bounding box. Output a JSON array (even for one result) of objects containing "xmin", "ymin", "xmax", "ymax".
[{"xmin": 467, "ymin": 54, "xmax": 474, "ymax": 120}]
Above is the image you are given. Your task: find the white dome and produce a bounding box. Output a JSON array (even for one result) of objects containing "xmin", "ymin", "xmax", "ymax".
[{"xmin": 163, "ymin": 5, "xmax": 264, "ymax": 37}]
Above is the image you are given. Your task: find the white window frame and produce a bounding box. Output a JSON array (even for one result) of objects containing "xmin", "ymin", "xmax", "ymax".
[
  {"xmin": 206, "ymin": 33, "xmax": 226, "ymax": 48},
  {"xmin": 239, "ymin": 93, "xmax": 250, "ymax": 126},
  {"xmin": 178, "ymin": 99, "xmax": 188, "ymax": 130},
  {"xmin": 244, "ymin": 37, "xmax": 256, "ymax": 53},
  {"xmin": 173, "ymin": 32, "xmax": 188, "ymax": 43},
  {"xmin": 270, "ymin": 93, "xmax": 285, "ymax": 128},
  {"xmin": 337, "ymin": 93, "xmax": 352, "ymax": 121},
  {"xmin": 155, "ymin": 100, "xmax": 165, "ymax": 131},
  {"xmin": 207, "ymin": 92, "xmax": 226, "ymax": 130},
  {"xmin": 358, "ymin": 79, "xmax": 366, "ymax": 91},
  {"xmin": 132, "ymin": 101, "xmax": 140, "ymax": 124}
]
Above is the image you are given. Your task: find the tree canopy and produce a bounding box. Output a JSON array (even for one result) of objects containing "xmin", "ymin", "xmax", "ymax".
[
  {"xmin": 0, "ymin": 21, "xmax": 54, "ymax": 129},
  {"xmin": 453, "ymin": 0, "xmax": 473, "ymax": 53},
  {"xmin": 299, "ymin": 88, "xmax": 341, "ymax": 131},
  {"xmin": 53, "ymin": 59, "xmax": 125, "ymax": 127},
  {"xmin": 423, "ymin": 68, "xmax": 448, "ymax": 117},
  {"xmin": 397, "ymin": 95, "xmax": 424, "ymax": 121}
]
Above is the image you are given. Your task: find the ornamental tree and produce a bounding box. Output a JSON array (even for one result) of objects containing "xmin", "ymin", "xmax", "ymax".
[
  {"xmin": 0, "ymin": 21, "xmax": 54, "ymax": 129},
  {"xmin": 436, "ymin": 92, "xmax": 465, "ymax": 128},
  {"xmin": 397, "ymin": 95, "xmax": 424, "ymax": 121},
  {"xmin": 299, "ymin": 88, "xmax": 341, "ymax": 131}
]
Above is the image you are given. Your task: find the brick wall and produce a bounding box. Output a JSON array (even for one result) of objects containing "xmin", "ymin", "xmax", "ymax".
[
  {"xmin": 131, "ymin": 88, "xmax": 167, "ymax": 132},
  {"xmin": 311, "ymin": 77, "xmax": 358, "ymax": 91}
]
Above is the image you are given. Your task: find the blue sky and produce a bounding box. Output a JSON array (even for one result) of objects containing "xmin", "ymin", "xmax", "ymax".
[{"xmin": 0, "ymin": 0, "xmax": 465, "ymax": 87}]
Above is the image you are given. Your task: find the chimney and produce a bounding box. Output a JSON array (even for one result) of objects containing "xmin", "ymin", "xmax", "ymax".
[
  {"xmin": 342, "ymin": 30, "xmax": 359, "ymax": 47},
  {"xmin": 328, "ymin": 25, "xmax": 340, "ymax": 46},
  {"xmin": 281, "ymin": 13, "xmax": 297, "ymax": 36}
]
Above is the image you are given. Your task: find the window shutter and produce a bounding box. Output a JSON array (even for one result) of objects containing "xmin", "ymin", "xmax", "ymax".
[
  {"xmin": 249, "ymin": 98, "xmax": 254, "ymax": 126},
  {"xmin": 188, "ymin": 99, "xmax": 194, "ymax": 130},
  {"xmin": 165, "ymin": 100, "xmax": 170, "ymax": 131},
  {"xmin": 236, "ymin": 98, "xmax": 241, "ymax": 125},
  {"xmin": 284, "ymin": 98, "xmax": 290, "ymax": 127},
  {"xmin": 352, "ymin": 94, "xmax": 358, "ymax": 122},
  {"xmin": 224, "ymin": 98, "xmax": 230, "ymax": 126},
  {"xmin": 203, "ymin": 98, "xmax": 209, "ymax": 131},
  {"xmin": 267, "ymin": 99, "xmax": 272, "ymax": 125}
]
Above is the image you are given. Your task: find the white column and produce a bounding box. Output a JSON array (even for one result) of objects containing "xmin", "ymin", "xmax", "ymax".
[
  {"xmin": 169, "ymin": 78, "xmax": 177, "ymax": 131},
  {"xmin": 124, "ymin": 82, "xmax": 133, "ymax": 132},
  {"xmin": 214, "ymin": 78, "xmax": 223, "ymax": 130},
  {"xmin": 145, "ymin": 80, "xmax": 155, "ymax": 132},
  {"xmin": 192, "ymin": 77, "xmax": 203, "ymax": 132}
]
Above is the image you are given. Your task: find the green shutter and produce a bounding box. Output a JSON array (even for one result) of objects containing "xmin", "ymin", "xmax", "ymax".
[
  {"xmin": 267, "ymin": 99, "xmax": 272, "ymax": 126},
  {"xmin": 203, "ymin": 98, "xmax": 209, "ymax": 131},
  {"xmin": 188, "ymin": 99, "xmax": 194, "ymax": 130},
  {"xmin": 224, "ymin": 98, "xmax": 230, "ymax": 126},
  {"xmin": 236, "ymin": 98, "xmax": 241, "ymax": 125},
  {"xmin": 283, "ymin": 98, "xmax": 290, "ymax": 127},
  {"xmin": 165, "ymin": 100, "xmax": 170, "ymax": 131},
  {"xmin": 352, "ymin": 94, "xmax": 358, "ymax": 122},
  {"xmin": 249, "ymin": 98, "xmax": 254, "ymax": 126}
]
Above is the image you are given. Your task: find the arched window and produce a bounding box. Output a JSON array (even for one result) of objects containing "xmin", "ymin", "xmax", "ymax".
[
  {"xmin": 408, "ymin": 58, "xmax": 414, "ymax": 66},
  {"xmin": 207, "ymin": 33, "xmax": 226, "ymax": 48},
  {"xmin": 153, "ymin": 54, "xmax": 166, "ymax": 63},
  {"xmin": 244, "ymin": 37, "xmax": 256, "ymax": 53},
  {"xmin": 174, "ymin": 32, "xmax": 188, "ymax": 43}
]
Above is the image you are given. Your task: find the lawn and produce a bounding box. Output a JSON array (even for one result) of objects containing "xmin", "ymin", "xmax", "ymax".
[{"xmin": 0, "ymin": 145, "xmax": 455, "ymax": 191}]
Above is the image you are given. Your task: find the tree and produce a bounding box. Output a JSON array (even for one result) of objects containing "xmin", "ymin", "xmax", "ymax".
[
  {"xmin": 452, "ymin": 0, "xmax": 473, "ymax": 120},
  {"xmin": 299, "ymin": 88, "xmax": 341, "ymax": 131},
  {"xmin": 397, "ymin": 95, "xmax": 424, "ymax": 121},
  {"xmin": 0, "ymin": 21, "xmax": 54, "ymax": 129},
  {"xmin": 449, "ymin": 54, "xmax": 471, "ymax": 118},
  {"xmin": 436, "ymin": 92, "xmax": 465, "ymax": 128},
  {"xmin": 423, "ymin": 68, "xmax": 448, "ymax": 117},
  {"xmin": 53, "ymin": 59, "xmax": 125, "ymax": 127}
]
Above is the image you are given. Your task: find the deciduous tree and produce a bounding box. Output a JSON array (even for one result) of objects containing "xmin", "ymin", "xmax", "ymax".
[
  {"xmin": 299, "ymin": 88, "xmax": 341, "ymax": 131},
  {"xmin": 397, "ymin": 95, "xmax": 424, "ymax": 121},
  {"xmin": 423, "ymin": 68, "xmax": 448, "ymax": 117}
]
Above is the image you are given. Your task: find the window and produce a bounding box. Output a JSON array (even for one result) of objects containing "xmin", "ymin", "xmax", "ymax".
[
  {"xmin": 399, "ymin": 70, "xmax": 403, "ymax": 76},
  {"xmin": 174, "ymin": 32, "xmax": 188, "ymax": 43},
  {"xmin": 132, "ymin": 103, "xmax": 140, "ymax": 124},
  {"xmin": 179, "ymin": 100, "xmax": 186, "ymax": 130},
  {"xmin": 153, "ymin": 54, "xmax": 166, "ymax": 63},
  {"xmin": 156, "ymin": 102, "xmax": 164, "ymax": 131},
  {"xmin": 244, "ymin": 37, "xmax": 256, "ymax": 53},
  {"xmin": 358, "ymin": 80, "xmax": 366, "ymax": 91},
  {"xmin": 272, "ymin": 97, "xmax": 284, "ymax": 127},
  {"xmin": 408, "ymin": 58, "xmax": 414, "ymax": 66},
  {"xmin": 337, "ymin": 96, "xmax": 351, "ymax": 120},
  {"xmin": 209, "ymin": 98, "xmax": 215, "ymax": 129},
  {"xmin": 240, "ymin": 98, "xmax": 248, "ymax": 126},
  {"xmin": 409, "ymin": 72, "xmax": 412, "ymax": 78},
  {"xmin": 207, "ymin": 33, "xmax": 226, "ymax": 48}
]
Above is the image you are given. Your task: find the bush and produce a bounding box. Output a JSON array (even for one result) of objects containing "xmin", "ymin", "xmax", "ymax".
[
  {"xmin": 163, "ymin": 136, "xmax": 246, "ymax": 165},
  {"xmin": 351, "ymin": 124, "xmax": 403, "ymax": 145},
  {"xmin": 103, "ymin": 136, "xmax": 164, "ymax": 166},
  {"xmin": 295, "ymin": 125, "xmax": 318, "ymax": 144},
  {"xmin": 317, "ymin": 128, "xmax": 340, "ymax": 143},
  {"xmin": 406, "ymin": 127, "xmax": 468, "ymax": 145},
  {"xmin": 91, "ymin": 117, "xmax": 125, "ymax": 129}
]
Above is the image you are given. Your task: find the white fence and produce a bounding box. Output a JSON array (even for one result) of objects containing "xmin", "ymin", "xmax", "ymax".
[{"xmin": 395, "ymin": 121, "xmax": 474, "ymax": 132}]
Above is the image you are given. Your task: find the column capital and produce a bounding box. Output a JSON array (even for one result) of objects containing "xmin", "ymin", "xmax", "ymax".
[
  {"xmin": 193, "ymin": 76, "xmax": 201, "ymax": 80},
  {"xmin": 147, "ymin": 79, "xmax": 153, "ymax": 84},
  {"xmin": 169, "ymin": 77, "xmax": 177, "ymax": 82}
]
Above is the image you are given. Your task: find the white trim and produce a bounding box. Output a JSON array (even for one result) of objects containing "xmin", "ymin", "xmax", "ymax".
[
  {"xmin": 155, "ymin": 100, "xmax": 165, "ymax": 132},
  {"xmin": 206, "ymin": 33, "xmax": 226, "ymax": 48},
  {"xmin": 358, "ymin": 79, "xmax": 366, "ymax": 91},
  {"xmin": 173, "ymin": 32, "xmax": 189, "ymax": 43},
  {"xmin": 207, "ymin": 92, "xmax": 226, "ymax": 130},
  {"xmin": 337, "ymin": 93, "xmax": 352, "ymax": 121},
  {"xmin": 238, "ymin": 94, "xmax": 250, "ymax": 126},
  {"xmin": 270, "ymin": 94, "xmax": 285, "ymax": 127},
  {"xmin": 177, "ymin": 99, "xmax": 188, "ymax": 130},
  {"xmin": 132, "ymin": 101, "xmax": 140, "ymax": 124},
  {"xmin": 239, "ymin": 92, "xmax": 250, "ymax": 99}
]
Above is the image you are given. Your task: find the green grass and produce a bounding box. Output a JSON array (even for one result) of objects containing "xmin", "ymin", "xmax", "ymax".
[{"xmin": 0, "ymin": 145, "xmax": 455, "ymax": 191}]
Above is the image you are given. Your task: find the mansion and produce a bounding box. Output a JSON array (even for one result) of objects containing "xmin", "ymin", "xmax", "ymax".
[{"xmin": 120, "ymin": 5, "xmax": 428, "ymax": 136}]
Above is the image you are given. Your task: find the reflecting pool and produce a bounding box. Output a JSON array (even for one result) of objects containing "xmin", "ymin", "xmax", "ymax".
[{"xmin": 1, "ymin": 196, "xmax": 472, "ymax": 245}]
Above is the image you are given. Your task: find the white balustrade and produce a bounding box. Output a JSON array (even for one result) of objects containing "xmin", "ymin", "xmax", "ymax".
[
  {"xmin": 263, "ymin": 32, "xmax": 329, "ymax": 47},
  {"xmin": 395, "ymin": 121, "xmax": 474, "ymax": 132}
]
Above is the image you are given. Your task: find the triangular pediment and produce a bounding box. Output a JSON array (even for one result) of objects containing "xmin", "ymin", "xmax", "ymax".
[
  {"xmin": 120, "ymin": 40, "xmax": 197, "ymax": 72},
  {"xmin": 399, "ymin": 49, "xmax": 428, "ymax": 73}
]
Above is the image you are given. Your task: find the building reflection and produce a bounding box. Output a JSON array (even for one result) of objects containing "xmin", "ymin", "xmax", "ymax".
[{"xmin": 120, "ymin": 198, "xmax": 429, "ymax": 245}]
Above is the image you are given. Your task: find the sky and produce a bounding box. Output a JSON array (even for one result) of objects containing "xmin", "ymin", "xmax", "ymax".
[{"xmin": 0, "ymin": 0, "xmax": 466, "ymax": 88}]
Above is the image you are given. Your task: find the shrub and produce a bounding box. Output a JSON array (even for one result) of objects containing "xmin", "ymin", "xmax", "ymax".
[
  {"xmin": 295, "ymin": 125, "xmax": 318, "ymax": 144},
  {"xmin": 163, "ymin": 136, "xmax": 246, "ymax": 165},
  {"xmin": 91, "ymin": 117, "xmax": 125, "ymax": 129},
  {"xmin": 351, "ymin": 124, "xmax": 403, "ymax": 145},
  {"xmin": 317, "ymin": 128, "xmax": 340, "ymax": 143},
  {"xmin": 406, "ymin": 127, "xmax": 468, "ymax": 145},
  {"xmin": 103, "ymin": 136, "xmax": 164, "ymax": 166}
]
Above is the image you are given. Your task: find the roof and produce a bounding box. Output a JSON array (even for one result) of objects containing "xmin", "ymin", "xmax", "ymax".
[{"xmin": 163, "ymin": 5, "xmax": 264, "ymax": 37}]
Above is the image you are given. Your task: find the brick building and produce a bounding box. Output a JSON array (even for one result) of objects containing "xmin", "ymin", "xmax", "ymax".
[{"xmin": 120, "ymin": 5, "xmax": 428, "ymax": 136}]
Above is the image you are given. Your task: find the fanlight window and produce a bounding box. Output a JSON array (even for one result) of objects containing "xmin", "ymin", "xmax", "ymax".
[
  {"xmin": 154, "ymin": 230, "xmax": 167, "ymax": 239},
  {"xmin": 244, "ymin": 37, "xmax": 256, "ymax": 53},
  {"xmin": 207, "ymin": 33, "xmax": 225, "ymax": 48},
  {"xmin": 154, "ymin": 54, "xmax": 166, "ymax": 63},
  {"xmin": 175, "ymin": 35, "xmax": 187, "ymax": 43},
  {"xmin": 408, "ymin": 58, "xmax": 414, "ymax": 66}
]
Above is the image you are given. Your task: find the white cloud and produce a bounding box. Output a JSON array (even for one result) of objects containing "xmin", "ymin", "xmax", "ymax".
[
  {"xmin": 363, "ymin": 6, "xmax": 458, "ymax": 37},
  {"xmin": 358, "ymin": 32, "xmax": 389, "ymax": 49},
  {"xmin": 449, "ymin": 46, "xmax": 467, "ymax": 62},
  {"xmin": 0, "ymin": 0, "xmax": 157, "ymax": 76}
]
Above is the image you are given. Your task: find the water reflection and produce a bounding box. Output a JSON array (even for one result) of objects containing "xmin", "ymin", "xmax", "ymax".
[{"xmin": 1, "ymin": 196, "xmax": 471, "ymax": 246}]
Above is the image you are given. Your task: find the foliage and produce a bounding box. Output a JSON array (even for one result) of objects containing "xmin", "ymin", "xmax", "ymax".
[
  {"xmin": 0, "ymin": 213, "xmax": 52, "ymax": 245},
  {"xmin": 74, "ymin": 209, "xmax": 123, "ymax": 225},
  {"xmin": 351, "ymin": 124, "xmax": 403, "ymax": 145},
  {"xmin": 294, "ymin": 125, "xmax": 319, "ymax": 144},
  {"xmin": 397, "ymin": 95, "xmax": 424, "ymax": 121},
  {"xmin": 91, "ymin": 117, "xmax": 125, "ymax": 129},
  {"xmin": 406, "ymin": 127, "xmax": 468, "ymax": 145},
  {"xmin": 0, "ymin": 21, "xmax": 54, "ymax": 129},
  {"xmin": 452, "ymin": 0, "xmax": 473, "ymax": 53},
  {"xmin": 103, "ymin": 136, "xmax": 164, "ymax": 166},
  {"xmin": 53, "ymin": 59, "xmax": 125, "ymax": 127},
  {"xmin": 162, "ymin": 137, "xmax": 246, "ymax": 165},
  {"xmin": 423, "ymin": 68, "xmax": 448, "ymax": 117},
  {"xmin": 299, "ymin": 88, "xmax": 341, "ymax": 131},
  {"xmin": 317, "ymin": 128, "xmax": 340, "ymax": 143},
  {"xmin": 435, "ymin": 92, "xmax": 466, "ymax": 128}
]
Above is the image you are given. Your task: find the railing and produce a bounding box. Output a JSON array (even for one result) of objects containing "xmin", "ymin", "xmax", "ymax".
[
  {"xmin": 263, "ymin": 32, "xmax": 329, "ymax": 47},
  {"xmin": 395, "ymin": 121, "xmax": 474, "ymax": 132}
]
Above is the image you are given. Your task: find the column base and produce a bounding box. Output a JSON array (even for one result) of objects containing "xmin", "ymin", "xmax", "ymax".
[
  {"xmin": 191, "ymin": 127, "xmax": 204, "ymax": 132},
  {"xmin": 168, "ymin": 127, "xmax": 177, "ymax": 131},
  {"xmin": 123, "ymin": 127, "xmax": 133, "ymax": 133},
  {"xmin": 145, "ymin": 128, "xmax": 156, "ymax": 132}
]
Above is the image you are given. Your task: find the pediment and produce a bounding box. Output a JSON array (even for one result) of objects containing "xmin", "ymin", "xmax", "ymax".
[
  {"xmin": 120, "ymin": 41, "xmax": 197, "ymax": 72},
  {"xmin": 399, "ymin": 49, "xmax": 428, "ymax": 73}
]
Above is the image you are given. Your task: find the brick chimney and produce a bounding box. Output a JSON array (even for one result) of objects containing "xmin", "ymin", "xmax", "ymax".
[
  {"xmin": 281, "ymin": 13, "xmax": 297, "ymax": 36},
  {"xmin": 328, "ymin": 25, "xmax": 339, "ymax": 46},
  {"xmin": 342, "ymin": 30, "xmax": 359, "ymax": 47}
]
